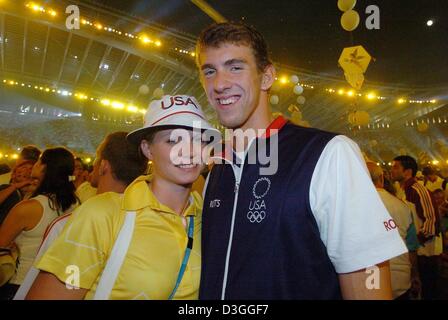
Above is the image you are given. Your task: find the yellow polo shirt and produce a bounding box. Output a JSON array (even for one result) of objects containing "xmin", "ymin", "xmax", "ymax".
[{"xmin": 36, "ymin": 175, "xmax": 202, "ymax": 300}]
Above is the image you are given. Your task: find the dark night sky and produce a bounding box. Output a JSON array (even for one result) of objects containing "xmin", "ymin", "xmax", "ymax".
[{"xmin": 92, "ymin": 0, "xmax": 448, "ymax": 86}]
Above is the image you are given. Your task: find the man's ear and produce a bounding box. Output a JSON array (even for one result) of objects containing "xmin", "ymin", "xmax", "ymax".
[
  {"xmin": 261, "ymin": 64, "xmax": 276, "ymax": 91},
  {"xmin": 140, "ymin": 140, "xmax": 153, "ymax": 161},
  {"xmin": 99, "ymin": 159, "xmax": 108, "ymax": 176}
]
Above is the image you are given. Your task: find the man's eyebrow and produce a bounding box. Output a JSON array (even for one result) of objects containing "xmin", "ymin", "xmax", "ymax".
[
  {"xmin": 224, "ymin": 58, "xmax": 247, "ymax": 66},
  {"xmin": 201, "ymin": 59, "xmax": 248, "ymax": 70},
  {"xmin": 201, "ymin": 63, "xmax": 215, "ymax": 71}
]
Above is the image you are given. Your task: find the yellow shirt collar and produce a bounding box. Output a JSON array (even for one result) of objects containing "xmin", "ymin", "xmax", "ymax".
[{"xmin": 122, "ymin": 175, "xmax": 202, "ymax": 217}]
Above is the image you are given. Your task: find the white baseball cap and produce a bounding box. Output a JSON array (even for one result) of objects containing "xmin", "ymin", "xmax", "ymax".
[{"xmin": 127, "ymin": 94, "xmax": 220, "ymax": 144}]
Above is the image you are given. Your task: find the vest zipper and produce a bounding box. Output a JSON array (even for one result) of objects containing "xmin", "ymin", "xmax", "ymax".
[{"xmin": 221, "ymin": 151, "xmax": 248, "ymax": 300}]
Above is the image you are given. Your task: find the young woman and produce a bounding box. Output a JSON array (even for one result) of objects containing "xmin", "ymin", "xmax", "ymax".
[
  {"xmin": 26, "ymin": 95, "xmax": 220, "ymax": 299},
  {"xmin": 0, "ymin": 147, "xmax": 79, "ymax": 299}
]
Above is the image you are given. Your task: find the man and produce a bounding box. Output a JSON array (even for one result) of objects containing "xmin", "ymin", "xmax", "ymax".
[
  {"xmin": 422, "ymin": 166, "xmax": 447, "ymax": 193},
  {"xmin": 13, "ymin": 132, "xmax": 148, "ymax": 299},
  {"xmin": 390, "ymin": 155, "xmax": 442, "ymax": 299},
  {"xmin": 195, "ymin": 22, "xmax": 407, "ymax": 299},
  {"xmin": 0, "ymin": 160, "xmax": 35, "ymax": 225},
  {"xmin": 0, "ymin": 145, "xmax": 41, "ymax": 185},
  {"xmin": 366, "ymin": 162, "xmax": 420, "ymax": 299}
]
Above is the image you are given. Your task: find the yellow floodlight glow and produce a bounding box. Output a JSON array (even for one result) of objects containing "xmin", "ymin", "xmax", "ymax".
[
  {"xmin": 398, "ymin": 98, "xmax": 406, "ymax": 104},
  {"xmin": 141, "ymin": 36, "xmax": 151, "ymax": 44},
  {"xmin": 111, "ymin": 101, "xmax": 124, "ymax": 109},
  {"xmin": 139, "ymin": 109, "xmax": 147, "ymax": 114},
  {"xmin": 85, "ymin": 157, "xmax": 92, "ymax": 164},
  {"xmin": 95, "ymin": 23, "xmax": 103, "ymax": 30},
  {"xmin": 432, "ymin": 160, "xmax": 439, "ymax": 165},
  {"xmin": 347, "ymin": 90, "xmax": 355, "ymax": 97},
  {"xmin": 338, "ymin": 89, "xmax": 345, "ymax": 95},
  {"xmin": 0, "ymin": 153, "xmax": 3, "ymax": 159},
  {"xmin": 8, "ymin": 80, "xmax": 14, "ymax": 85},
  {"xmin": 279, "ymin": 76, "xmax": 288, "ymax": 84},
  {"xmin": 430, "ymin": 99, "xmax": 437, "ymax": 104},
  {"xmin": 155, "ymin": 41, "xmax": 162, "ymax": 47},
  {"xmin": 366, "ymin": 92, "xmax": 376, "ymax": 100},
  {"xmin": 127, "ymin": 105, "xmax": 138, "ymax": 113},
  {"xmin": 101, "ymin": 99, "xmax": 111, "ymax": 106},
  {"xmin": 11, "ymin": 153, "xmax": 19, "ymax": 160},
  {"xmin": 76, "ymin": 93, "xmax": 88, "ymax": 100}
]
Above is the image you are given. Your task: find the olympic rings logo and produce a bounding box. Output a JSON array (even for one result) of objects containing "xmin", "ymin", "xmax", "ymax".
[{"xmin": 247, "ymin": 210, "xmax": 266, "ymax": 223}]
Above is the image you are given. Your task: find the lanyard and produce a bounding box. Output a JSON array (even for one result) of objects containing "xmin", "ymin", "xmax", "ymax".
[{"xmin": 168, "ymin": 215, "xmax": 194, "ymax": 300}]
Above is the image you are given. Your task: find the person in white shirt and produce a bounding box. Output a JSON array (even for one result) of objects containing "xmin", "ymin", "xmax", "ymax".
[
  {"xmin": 422, "ymin": 166, "xmax": 446, "ymax": 193},
  {"xmin": 367, "ymin": 162, "xmax": 421, "ymax": 299}
]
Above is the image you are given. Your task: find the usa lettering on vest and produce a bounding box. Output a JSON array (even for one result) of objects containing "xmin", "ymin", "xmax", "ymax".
[{"xmin": 161, "ymin": 96, "xmax": 199, "ymax": 109}]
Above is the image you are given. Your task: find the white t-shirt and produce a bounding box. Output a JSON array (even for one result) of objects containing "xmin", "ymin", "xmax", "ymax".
[
  {"xmin": 309, "ymin": 135, "xmax": 407, "ymax": 273},
  {"xmin": 377, "ymin": 188, "xmax": 413, "ymax": 298}
]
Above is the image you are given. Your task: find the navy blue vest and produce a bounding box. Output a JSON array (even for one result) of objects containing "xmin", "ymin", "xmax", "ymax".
[{"xmin": 200, "ymin": 121, "xmax": 342, "ymax": 299}]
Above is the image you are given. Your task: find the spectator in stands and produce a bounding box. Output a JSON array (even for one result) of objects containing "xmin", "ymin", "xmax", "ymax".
[
  {"xmin": 0, "ymin": 145, "xmax": 41, "ymax": 185},
  {"xmin": 391, "ymin": 155, "xmax": 442, "ymax": 299},
  {"xmin": 422, "ymin": 166, "xmax": 446, "ymax": 193},
  {"xmin": 0, "ymin": 147, "xmax": 78, "ymax": 299},
  {"xmin": 0, "ymin": 160, "xmax": 36, "ymax": 225}
]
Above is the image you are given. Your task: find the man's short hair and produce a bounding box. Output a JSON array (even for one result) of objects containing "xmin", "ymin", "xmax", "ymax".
[
  {"xmin": 100, "ymin": 132, "xmax": 148, "ymax": 185},
  {"xmin": 20, "ymin": 145, "xmax": 41, "ymax": 162},
  {"xmin": 196, "ymin": 21, "xmax": 272, "ymax": 73},
  {"xmin": 394, "ymin": 155, "xmax": 418, "ymax": 177}
]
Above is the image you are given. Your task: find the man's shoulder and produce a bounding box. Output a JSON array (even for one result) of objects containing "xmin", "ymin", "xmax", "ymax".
[
  {"xmin": 379, "ymin": 189, "xmax": 409, "ymax": 209},
  {"xmin": 279, "ymin": 123, "xmax": 341, "ymax": 152},
  {"xmin": 74, "ymin": 192, "xmax": 123, "ymax": 220},
  {"xmin": 282, "ymin": 122, "xmax": 338, "ymax": 139}
]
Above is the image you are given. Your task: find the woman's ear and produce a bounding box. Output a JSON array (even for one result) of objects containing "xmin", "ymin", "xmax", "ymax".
[
  {"xmin": 140, "ymin": 140, "xmax": 153, "ymax": 161},
  {"xmin": 261, "ymin": 64, "xmax": 276, "ymax": 91}
]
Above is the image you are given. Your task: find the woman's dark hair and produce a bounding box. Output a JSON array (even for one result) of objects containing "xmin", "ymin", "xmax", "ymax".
[{"xmin": 32, "ymin": 147, "xmax": 78, "ymax": 213}]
